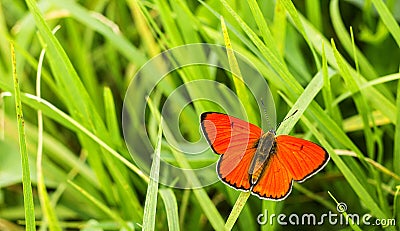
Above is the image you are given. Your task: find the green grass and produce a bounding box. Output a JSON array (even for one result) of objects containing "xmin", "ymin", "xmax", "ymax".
[
  {"xmin": 0, "ymin": 0, "xmax": 399, "ymax": 230},
  {"xmin": 10, "ymin": 42, "xmax": 35, "ymax": 231}
]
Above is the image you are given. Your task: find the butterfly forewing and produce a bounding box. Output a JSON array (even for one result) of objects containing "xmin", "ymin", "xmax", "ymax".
[
  {"xmin": 275, "ymin": 135, "xmax": 329, "ymax": 182},
  {"xmin": 201, "ymin": 112, "xmax": 263, "ymax": 190}
]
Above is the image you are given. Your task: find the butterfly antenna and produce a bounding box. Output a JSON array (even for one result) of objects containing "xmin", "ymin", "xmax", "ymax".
[
  {"xmin": 283, "ymin": 109, "xmax": 298, "ymax": 122},
  {"xmin": 277, "ymin": 109, "xmax": 299, "ymax": 128},
  {"xmin": 260, "ymin": 98, "xmax": 272, "ymax": 130}
]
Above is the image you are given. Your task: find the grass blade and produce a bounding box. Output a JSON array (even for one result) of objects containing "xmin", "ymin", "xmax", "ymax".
[
  {"xmin": 277, "ymin": 67, "xmax": 336, "ymax": 135},
  {"xmin": 331, "ymin": 39, "xmax": 374, "ymax": 158},
  {"xmin": 280, "ymin": 0, "xmax": 320, "ymax": 68},
  {"xmin": 305, "ymin": 0, "xmax": 322, "ymax": 30},
  {"xmin": 224, "ymin": 192, "xmax": 251, "ymax": 230},
  {"xmin": 68, "ymin": 181, "xmax": 131, "ymax": 230},
  {"xmin": 329, "ymin": 0, "xmax": 379, "ymax": 79},
  {"xmin": 299, "ymin": 13, "xmax": 397, "ymax": 123},
  {"xmin": 328, "ymin": 192, "xmax": 362, "ymax": 231},
  {"xmin": 271, "ymin": 0, "xmax": 287, "ymax": 57},
  {"xmin": 11, "ymin": 42, "xmax": 36, "ymax": 231},
  {"xmin": 142, "ymin": 116, "xmax": 163, "ymax": 230},
  {"xmin": 20, "ymin": 93, "xmax": 148, "ymax": 182},
  {"xmin": 321, "ymin": 42, "xmax": 342, "ymax": 125},
  {"xmin": 221, "ymin": 16, "xmax": 257, "ymax": 123},
  {"xmin": 147, "ymin": 97, "xmax": 225, "ymax": 230},
  {"xmin": 102, "ymin": 86, "xmax": 143, "ymax": 220},
  {"xmin": 247, "ymin": 0, "xmax": 282, "ymax": 59},
  {"xmin": 371, "ymin": 0, "xmax": 400, "ymax": 46},
  {"xmin": 25, "ymin": 0, "xmax": 118, "ymax": 204},
  {"xmin": 48, "ymin": 0, "xmax": 147, "ymax": 65},
  {"xmin": 36, "ymin": 41, "xmax": 61, "ymax": 231},
  {"xmin": 159, "ymin": 189, "xmax": 180, "ymax": 231},
  {"xmin": 280, "ymin": 94, "xmax": 392, "ymax": 226},
  {"xmin": 394, "ymin": 78, "xmax": 400, "ymax": 175}
]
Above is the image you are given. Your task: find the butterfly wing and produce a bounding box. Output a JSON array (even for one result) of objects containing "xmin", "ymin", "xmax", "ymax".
[
  {"xmin": 275, "ymin": 135, "xmax": 329, "ymax": 182},
  {"xmin": 251, "ymin": 154, "xmax": 293, "ymax": 200},
  {"xmin": 201, "ymin": 112, "xmax": 263, "ymax": 190},
  {"xmin": 251, "ymin": 135, "xmax": 329, "ymax": 200}
]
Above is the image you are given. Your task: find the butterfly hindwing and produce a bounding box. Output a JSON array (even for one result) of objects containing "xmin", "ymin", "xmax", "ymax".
[
  {"xmin": 217, "ymin": 148, "xmax": 256, "ymax": 190},
  {"xmin": 201, "ymin": 112, "xmax": 263, "ymax": 190},
  {"xmin": 251, "ymin": 154, "xmax": 292, "ymax": 200}
]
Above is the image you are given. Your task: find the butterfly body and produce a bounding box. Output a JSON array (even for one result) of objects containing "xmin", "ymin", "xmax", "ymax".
[
  {"xmin": 201, "ymin": 112, "xmax": 329, "ymax": 201},
  {"xmin": 248, "ymin": 131, "xmax": 275, "ymax": 185}
]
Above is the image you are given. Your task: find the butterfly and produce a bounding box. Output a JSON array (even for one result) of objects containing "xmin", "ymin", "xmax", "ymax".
[{"xmin": 200, "ymin": 112, "xmax": 329, "ymax": 200}]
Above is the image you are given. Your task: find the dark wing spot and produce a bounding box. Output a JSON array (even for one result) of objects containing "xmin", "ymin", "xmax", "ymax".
[
  {"xmin": 300, "ymin": 144, "xmax": 304, "ymax": 150},
  {"xmin": 230, "ymin": 121, "xmax": 234, "ymax": 128}
]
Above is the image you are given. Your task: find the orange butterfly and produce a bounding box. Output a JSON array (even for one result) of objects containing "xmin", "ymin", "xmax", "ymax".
[{"xmin": 201, "ymin": 112, "xmax": 329, "ymax": 200}]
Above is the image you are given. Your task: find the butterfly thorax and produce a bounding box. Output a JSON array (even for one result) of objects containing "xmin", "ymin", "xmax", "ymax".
[{"xmin": 248, "ymin": 130, "xmax": 277, "ymax": 185}]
